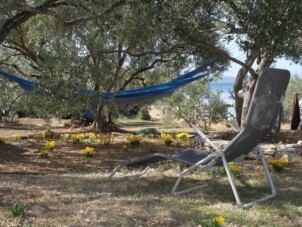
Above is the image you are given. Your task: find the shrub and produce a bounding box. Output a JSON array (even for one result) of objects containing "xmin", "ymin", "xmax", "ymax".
[{"xmin": 139, "ymin": 106, "xmax": 151, "ymax": 120}]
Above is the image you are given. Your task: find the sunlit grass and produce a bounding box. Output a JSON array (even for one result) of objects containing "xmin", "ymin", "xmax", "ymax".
[{"xmin": 0, "ymin": 167, "xmax": 301, "ymax": 226}]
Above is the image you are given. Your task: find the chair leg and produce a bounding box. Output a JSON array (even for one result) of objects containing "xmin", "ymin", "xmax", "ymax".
[
  {"xmin": 240, "ymin": 148, "xmax": 276, "ymax": 208},
  {"xmin": 108, "ymin": 165, "xmax": 150, "ymax": 181},
  {"xmin": 171, "ymin": 159, "xmax": 216, "ymax": 196},
  {"xmin": 222, "ymin": 147, "xmax": 277, "ymax": 209}
]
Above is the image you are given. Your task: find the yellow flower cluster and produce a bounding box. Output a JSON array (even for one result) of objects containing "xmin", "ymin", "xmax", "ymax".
[
  {"xmin": 45, "ymin": 140, "xmax": 56, "ymax": 152},
  {"xmin": 59, "ymin": 132, "xmax": 114, "ymax": 145},
  {"xmin": 60, "ymin": 133, "xmax": 70, "ymax": 142},
  {"xmin": 270, "ymin": 157, "xmax": 289, "ymax": 172},
  {"xmin": 175, "ymin": 132, "xmax": 190, "ymax": 144},
  {"xmin": 80, "ymin": 146, "xmax": 94, "ymax": 158},
  {"xmin": 160, "ymin": 132, "xmax": 174, "ymax": 145},
  {"xmin": 127, "ymin": 134, "xmax": 144, "ymax": 146},
  {"xmin": 80, "ymin": 146, "xmax": 94, "ymax": 154},
  {"xmin": 86, "ymin": 133, "xmax": 99, "ymax": 142},
  {"xmin": 70, "ymin": 133, "xmax": 85, "ymax": 143},
  {"xmin": 45, "ymin": 141, "xmax": 56, "ymax": 148},
  {"xmin": 11, "ymin": 133, "xmax": 21, "ymax": 142},
  {"xmin": 100, "ymin": 133, "xmax": 115, "ymax": 145}
]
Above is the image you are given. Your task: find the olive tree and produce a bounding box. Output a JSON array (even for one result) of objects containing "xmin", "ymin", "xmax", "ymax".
[
  {"xmin": 162, "ymin": 79, "xmax": 228, "ymax": 131},
  {"xmin": 216, "ymin": 1, "xmax": 302, "ymax": 127}
]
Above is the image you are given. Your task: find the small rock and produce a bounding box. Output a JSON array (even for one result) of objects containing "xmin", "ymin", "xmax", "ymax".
[{"xmin": 263, "ymin": 149, "xmax": 275, "ymax": 156}]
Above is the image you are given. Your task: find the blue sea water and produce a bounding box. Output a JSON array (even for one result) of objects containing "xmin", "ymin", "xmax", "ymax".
[{"xmin": 209, "ymin": 81, "xmax": 234, "ymax": 104}]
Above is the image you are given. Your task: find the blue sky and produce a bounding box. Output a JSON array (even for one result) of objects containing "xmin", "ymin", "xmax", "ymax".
[
  {"xmin": 223, "ymin": 58, "xmax": 302, "ymax": 78},
  {"xmin": 223, "ymin": 41, "xmax": 302, "ymax": 78}
]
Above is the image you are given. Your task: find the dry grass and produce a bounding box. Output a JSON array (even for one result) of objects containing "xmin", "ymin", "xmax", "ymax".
[
  {"xmin": 0, "ymin": 167, "xmax": 302, "ymax": 226},
  {"xmin": 0, "ymin": 118, "xmax": 302, "ymax": 226}
]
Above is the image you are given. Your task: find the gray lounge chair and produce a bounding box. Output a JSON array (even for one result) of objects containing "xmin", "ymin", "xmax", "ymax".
[{"xmin": 109, "ymin": 68, "xmax": 290, "ymax": 208}]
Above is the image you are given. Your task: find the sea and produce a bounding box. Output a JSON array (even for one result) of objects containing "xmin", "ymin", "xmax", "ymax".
[
  {"xmin": 209, "ymin": 81, "xmax": 234, "ymax": 104},
  {"xmin": 209, "ymin": 77, "xmax": 235, "ymax": 117}
]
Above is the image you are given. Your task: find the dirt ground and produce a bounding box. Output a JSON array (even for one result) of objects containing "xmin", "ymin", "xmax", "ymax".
[
  {"xmin": 0, "ymin": 117, "xmax": 191, "ymax": 174},
  {"xmin": 0, "ymin": 117, "xmax": 301, "ymax": 175}
]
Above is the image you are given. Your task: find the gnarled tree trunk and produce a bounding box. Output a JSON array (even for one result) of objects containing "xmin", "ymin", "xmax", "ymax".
[
  {"xmin": 233, "ymin": 52, "xmax": 258, "ymax": 126},
  {"xmin": 240, "ymin": 57, "xmax": 274, "ymax": 127},
  {"xmin": 93, "ymin": 104, "xmax": 119, "ymax": 132}
]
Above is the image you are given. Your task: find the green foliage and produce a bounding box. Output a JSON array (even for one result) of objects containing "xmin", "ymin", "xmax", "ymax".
[
  {"xmin": 282, "ymin": 75, "xmax": 302, "ymax": 122},
  {"xmin": 162, "ymin": 79, "xmax": 228, "ymax": 130},
  {"xmin": 9, "ymin": 202, "xmax": 27, "ymax": 217},
  {"xmin": 138, "ymin": 106, "xmax": 151, "ymax": 120}
]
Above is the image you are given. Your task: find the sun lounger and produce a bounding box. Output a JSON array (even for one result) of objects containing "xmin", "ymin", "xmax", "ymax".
[{"xmin": 109, "ymin": 68, "xmax": 290, "ymax": 208}]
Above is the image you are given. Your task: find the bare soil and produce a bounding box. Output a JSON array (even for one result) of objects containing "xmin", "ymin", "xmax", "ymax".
[
  {"xmin": 0, "ymin": 118, "xmax": 187, "ymax": 174},
  {"xmin": 0, "ymin": 117, "xmax": 301, "ymax": 174},
  {"xmin": 1, "ymin": 118, "xmax": 302, "ymax": 226}
]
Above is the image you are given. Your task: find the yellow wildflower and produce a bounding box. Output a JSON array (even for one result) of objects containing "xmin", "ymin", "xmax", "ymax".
[
  {"xmin": 80, "ymin": 147, "xmax": 94, "ymax": 154},
  {"xmin": 127, "ymin": 134, "xmax": 143, "ymax": 146},
  {"xmin": 215, "ymin": 216, "xmax": 224, "ymax": 224},
  {"xmin": 160, "ymin": 132, "xmax": 174, "ymax": 145},
  {"xmin": 80, "ymin": 147, "xmax": 94, "ymax": 158},
  {"xmin": 60, "ymin": 133, "xmax": 70, "ymax": 141},
  {"xmin": 45, "ymin": 141, "xmax": 55, "ymax": 148},
  {"xmin": 11, "ymin": 133, "xmax": 21, "ymax": 142},
  {"xmin": 45, "ymin": 140, "xmax": 55, "ymax": 152}
]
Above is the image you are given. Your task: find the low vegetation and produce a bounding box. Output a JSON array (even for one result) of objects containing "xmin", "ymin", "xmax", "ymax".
[
  {"xmin": 1, "ymin": 166, "xmax": 301, "ymax": 226},
  {"xmin": 0, "ymin": 118, "xmax": 301, "ymax": 226}
]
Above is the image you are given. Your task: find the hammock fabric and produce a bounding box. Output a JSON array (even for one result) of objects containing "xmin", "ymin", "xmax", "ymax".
[{"xmin": 0, "ymin": 61, "xmax": 212, "ymax": 120}]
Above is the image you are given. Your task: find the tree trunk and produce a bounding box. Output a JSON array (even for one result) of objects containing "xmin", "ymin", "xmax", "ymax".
[
  {"xmin": 93, "ymin": 104, "xmax": 119, "ymax": 131},
  {"xmin": 240, "ymin": 57, "xmax": 274, "ymax": 127},
  {"xmin": 233, "ymin": 52, "xmax": 258, "ymax": 126},
  {"xmin": 94, "ymin": 104, "xmax": 106, "ymax": 131},
  {"xmin": 275, "ymin": 106, "xmax": 283, "ymax": 132},
  {"xmin": 233, "ymin": 68, "xmax": 247, "ymax": 126},
  {"xmin": 241, "ymin": 76, "xmax": 258, "ymax": 127}
]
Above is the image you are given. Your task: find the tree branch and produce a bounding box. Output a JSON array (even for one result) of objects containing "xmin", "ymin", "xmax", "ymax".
[
  {"xmin": 98, "ymin": 43, "xmax": 187, "ymax": 57},
  {"xmin": 119, "ymin": 59, "xmax": 167, "ymax": 91},
  {"xmin": 0, "ymin": 0, "xmax": 126, "ymax": 44}
]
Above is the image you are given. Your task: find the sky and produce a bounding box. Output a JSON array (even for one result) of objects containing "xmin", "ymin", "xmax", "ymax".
[
  {"xmin": 223, "ymin": 58, "xmax": 302, "ymax": 78},
  {"xmin": 222, "ymin": 41, "xmax": 302, "ymax": 78}
]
